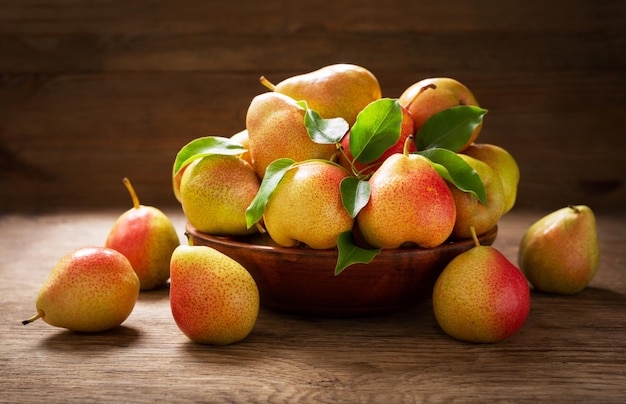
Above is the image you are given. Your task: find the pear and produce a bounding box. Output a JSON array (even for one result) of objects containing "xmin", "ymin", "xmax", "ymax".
[
  {"xmin": 357, "ymin": 150, "xmax": 456, "ymax": 249},
  {"xmin": 180, "ymin": 154, "xmax": 261, "ymax": 236},
  {"xmin": 261, "ymin": 63, "xmax": 382, "ymax": 125},
  {"xmin": 448, "ymin": 154, "xmax": 506, "ymax": 240},
  {"xmin": 433, "ymin": 227, "xmax": 531, "ymax": 343},
  {"xmin": 230, "ymin": 129, "xmax": 253, "ymax": 167},
  {"xmin": 518, "ymin": 205, "xmax": 600, "ymax": 294},
  {"xmin": 463, "ymin": 143, "xmax": 520, "ymax": 214},
  {"xmin": 246, "ymin": 92, "xmax": 337, "ymax": 179},
  {"xmin": 105, "ymin": 178, "xmax": 181, "ymax": 291},
  {"xmin": 398, "ymin": 77, "xmax": 480, "ymax": 152},
  {"xmin": 338, "ymin": 104, "xmax": 416, "ymax": 176},
  {"xmin": 170, "ymin": 245, "xmax": 260, "ymax": 345},
  {"xmin": 263, "ymin": 160, "xmax": 354, "ymax": 249},
  {"xmin": 22, "ymin": 247, "xmax": 140, "ymax": 332}
]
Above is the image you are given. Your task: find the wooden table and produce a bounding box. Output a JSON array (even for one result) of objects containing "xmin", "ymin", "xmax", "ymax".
[{"xmin": 2, "ymin": 209, "xmax": 625, "ymax": 403}]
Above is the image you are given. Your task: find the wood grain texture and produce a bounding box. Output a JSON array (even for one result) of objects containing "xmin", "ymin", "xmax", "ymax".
[
  {"xmin": 1, "ymin": 0, "xmax": 625, "ymax": 212},
  {"xmin": 1, "ymin": 210, "xmax": 625, "ymax": 403}
]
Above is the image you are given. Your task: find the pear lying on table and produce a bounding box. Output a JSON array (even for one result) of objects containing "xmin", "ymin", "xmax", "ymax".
[
  {"xmin": 105, "ymin": 178, "xmax": 180, "ymax": 291},
  {"xmin": 518, "ymin": 205, "xmax": 600, "ymax": 294},
  {"xmin": 433, "ymin": 227, "xmax": 530, "ymax": 343},
  {"xmin": 170, "ymin": 245, "xmax": 260, "ymax": 345},
  {"xmin": 22, "ymin": 247, "xmax": 140, "ymax": 332}
]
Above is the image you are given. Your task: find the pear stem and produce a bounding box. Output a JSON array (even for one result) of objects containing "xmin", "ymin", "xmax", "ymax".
[
  {"xmin": 259, "ymin": 76, "xmax": 276, "ymax": 91},
  {"xmin": 403, "ymin": 135, "xmax": 415, "ymax": 156},
  {"xmin": 123, "ymin": 177, "xmax": 140, "ymax": 209},
  {"xmin": 22, "ymin": 311, "xmax": 43, "ymax": 325},
  {"xmin": 469, "ymin": 225, "xmax": 481, "ymax": 248}
]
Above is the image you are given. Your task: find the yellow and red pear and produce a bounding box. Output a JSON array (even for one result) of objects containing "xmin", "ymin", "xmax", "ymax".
[
  {"xmin": 433, "ymin": 227, "xmax": 530, "ymax": 343},
  {"xmin": 105, "ymin": 178, "xmax": 180, "ymax": 290},
  {"xmin": 519, "ymin": 205, "xmax": 599, "ymax": 294},
  {"xmin": 263, "ymin": 160, "xmax": 354, "ymax": 249},
  {"xmin": 399, "ymin": 77, "xmax": 480, "ymax": 152},
  {"xmin": 262, "ymin": 63, "xmax": 382, "ymax": 126},
  {"xmin": 22, "ymin": 247, "xmax": 140, "ymax": 332},
  {"xmin": 169, "ymin": 245, "xmax": 260, "ymax": 345},
  {"xmin": 357, "ymin": 144, "xmax": 456, "ymax": 249},
  {"xmin": 245, "ymin": 91, "xmax": 336, "ymax": 179}
]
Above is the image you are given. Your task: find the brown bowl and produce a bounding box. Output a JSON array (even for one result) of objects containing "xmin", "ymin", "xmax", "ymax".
[{"xmin": 186, "ymin": 223, "xmax": 497, "ymax": 316}]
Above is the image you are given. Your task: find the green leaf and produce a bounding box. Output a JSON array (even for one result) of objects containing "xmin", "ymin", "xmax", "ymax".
[
  {"xmin": 418, "ymin": 148, "xmax": 487, "ymax": 205},
  {"xmin": 335, "ymin": 231, "xmax": 381, "ymax": 275},
  {"xmin": 245, "ymin": 158, "xmax": 295, "ymax": 228},
  {"xmin": 416, "ymin": 106, "xmax": 487, "ymax": 152},
  {"xmin": 173, "ymin": 136, "xmax": 246, "ymax": 175},
  {"xmin": 349, "ymin": 98, "xmax": 403, "ymax": 164},
  {"xmin": 339, "ymin": 177, "xmax": 371, "ymax": 218},
  {"xmin": 298, "ymin": 101, "xmax": 349, "ymax": 144}
]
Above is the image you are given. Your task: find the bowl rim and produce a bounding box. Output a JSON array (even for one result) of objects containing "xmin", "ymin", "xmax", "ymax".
[{"xmin": 185, "ymin": 223, "xmax": 498, "ymax": 257}]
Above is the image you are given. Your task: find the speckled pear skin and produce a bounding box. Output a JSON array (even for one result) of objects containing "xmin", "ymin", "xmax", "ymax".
[
  {"xmin": 357, "ymin": 153, "xmax": 456, "ymax": 249},
  {"xmin": 28, "ymin": 247, "xmax": 140, "ymax": 332},
  {"xmin": 519, "ymin": 205, "xmax": 599, "ymax": 294},
  {"xmin": 433, "ymin": 245, "xmax": 530, "ymax": 343},
  {"xmin": 106, "ymin": 205, "xmax": 180, "ymax": 290},
  {"xmin": 169, "ymin": 245, "xmax": 260, "ymax": 345},
  {"xmin": 263, "ymin": 160, "xmax": 354, "ymax": 250},
  {"xmin": 245, "ymin": 92, "xmax": 337, "ymax": 179},
  {"xmin": 272, "ymin": 63, "xmax": 382, "ymax": 126}
]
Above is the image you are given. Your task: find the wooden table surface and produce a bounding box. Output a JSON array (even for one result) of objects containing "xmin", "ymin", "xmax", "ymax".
[{"xmin": 1, "ymin": 209, "xmax": 625, "ymax": 403}]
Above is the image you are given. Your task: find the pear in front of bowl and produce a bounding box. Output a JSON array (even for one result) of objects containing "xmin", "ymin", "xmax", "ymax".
[
  {"xmin": 518, "ymin": 205, "xmax": 599, "ymax": 294},
  {"xmin": 170, "ymin": 245, "xmax": 260, "ymax": 345},
  {"xmin": 433, "ymin": 227, "xmax": 530, "ymax": 343}
]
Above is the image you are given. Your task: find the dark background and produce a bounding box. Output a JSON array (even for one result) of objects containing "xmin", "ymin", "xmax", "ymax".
[{"xmin": 1, "ymin": 0, "xmax": 624, "ymax": 213}]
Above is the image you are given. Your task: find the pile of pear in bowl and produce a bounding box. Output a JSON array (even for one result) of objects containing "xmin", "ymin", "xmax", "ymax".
[{"xmin": 172, "ymin": 64, "xmax": 519, "ymax": 316}]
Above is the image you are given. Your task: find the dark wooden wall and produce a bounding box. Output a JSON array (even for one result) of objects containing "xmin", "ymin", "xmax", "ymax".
[{"xmin": 1, "ymin": 0, "xmax": 625, "ymax": 213}]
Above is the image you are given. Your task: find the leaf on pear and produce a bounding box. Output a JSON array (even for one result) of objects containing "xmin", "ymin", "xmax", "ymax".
[
  {"xmin": 416, "ymin": 106, "xmax": 487, "ymax": 152},
  {"xmin": 173, "ymin": 136, "xmax": 246, "ymax": 175},
  {"xmin": 339, "ymin": 177, "xmax": 371, "ymax": 218},
  {"xmin": 349, "ymin": 98, "xmax": 403, "ymax": 164},
  {"xmin": 298, "ymin": 101, "xmax": 349, "ymax": 144},
  {"xmin": 418, "ymin": 148, "xmax": 487, "ymax": 205},
  {"xmin": 335, "ymin": 231, "xmax": 381, "ymax": 275},
  {"xmin": 245, "ymin": 158, "xmax": 295, "ymax": 229}
]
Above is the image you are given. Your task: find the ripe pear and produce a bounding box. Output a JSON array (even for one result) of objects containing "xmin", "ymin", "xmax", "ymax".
[
  {"xmin": 261, "ymin": 63, "xmax": 382, "ymax": 125},
  {"xmin": 338, "ymin": 104, "xmax": 416, "ymax": 176},
  {"xmin": 357, "ymin": 150, "xmax": 456, "ymax": 249},
  {"xmin": 448, "ymin": 154, "xmax": 506, "ymax": 240},
  {"xmin": 180, "ymin": 154, "xmax": 261, "ymax": 236},
  {"xmin": 518, "ymin": 205, "xmax": 600, "ymax": 294},
  {"xmin": 398, "ymin": 77, "xmax": 480, "ymax": 152},
  {"xmin": 433, "ymin": 227, "xmax": 530, "ymax": 343},
  {"xmin": 22, "ymin": 247, "xmax": 140, "ymax": 332},
  {"xmin": 170, "ymin": 245, "xmax": 260, "ymax": 345},
  {"xmin": 246, "ymin": 91, "xmax": 337, "ymax": 178},
  {"xmin": 463, "ymin": 143, "xmax": 520, "ymax": 214},
  {"xmin": 263, "ymin": 160, "xmax": 354, "ymax": 249},
  {"xmin": 105, "ymin": 178, "xmax": 181, "ymax": 290}
]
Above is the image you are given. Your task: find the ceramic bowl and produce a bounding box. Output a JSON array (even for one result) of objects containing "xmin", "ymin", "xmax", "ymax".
[{"xmin": 185, "ymin": 223, "xmax": 497, "ymax": 316}]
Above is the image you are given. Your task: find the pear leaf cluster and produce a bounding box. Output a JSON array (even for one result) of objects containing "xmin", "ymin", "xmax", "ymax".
[{"xmin": 173, "ymin": 136, "xmax": 246, "ymax": 176}]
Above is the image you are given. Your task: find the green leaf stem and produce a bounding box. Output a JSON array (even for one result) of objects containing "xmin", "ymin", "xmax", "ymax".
[{"xmin": 298, "ymin": 101, "xmax": 349, "ymax": 144}]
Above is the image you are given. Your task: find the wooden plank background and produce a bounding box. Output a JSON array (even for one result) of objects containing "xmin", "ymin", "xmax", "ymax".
[{"xmin": 1, "ymin": 0, "xmax": 625, "ymax": 213}]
